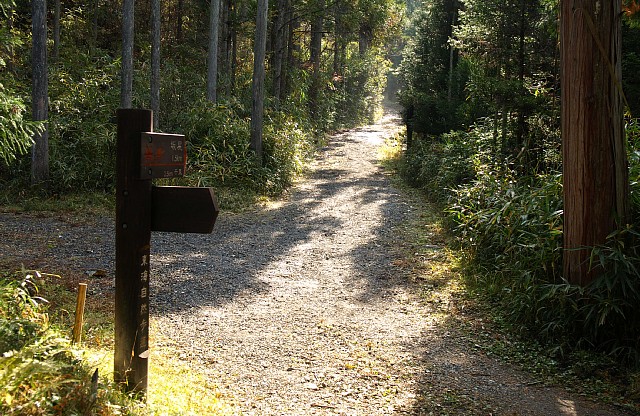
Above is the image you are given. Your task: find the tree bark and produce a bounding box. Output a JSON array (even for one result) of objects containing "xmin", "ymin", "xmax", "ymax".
[
  {"xmin": 561, "ymin": 0, "xmax": 629, "ymax": 285},
  {"xmin": 308, "ymin": 0, "xmax": 323, "ymax": 118},
  {"xmin": 121, "ymin": 0, "xmax": 134, "ymax": 108},
  {"xmin": 175, "ymin": 0, "xmax": 184, "ymax": 42},
  {"xmin": 251, "ymin": 0, "xmax": 268, "ymax": 165},
  {"xmin": 151, "ymin": 0, "xmax": 161, "ymax": 129},
  {"xmin": 31, "ymin": 0, "xmax": 49, "ymax": 186},
  {"xmin": 53, "ymin": 0, "xmax": 60, "ymax": 61},
  {"xmin": 219, "ymin": 0, "xmax": 230, "ymax": 96},
  {"xmin": 272, "ymin": 0, "xmax": 287, "ymax": 103},
  {"xmin": 207, "ymin": 0, "xmax": 220, "ymax": 102}
]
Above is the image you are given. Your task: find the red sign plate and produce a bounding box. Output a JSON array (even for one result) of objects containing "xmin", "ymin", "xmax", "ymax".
[{"xmin": 140, "ymin": 132, "xmax": 187, "ymax": 179}]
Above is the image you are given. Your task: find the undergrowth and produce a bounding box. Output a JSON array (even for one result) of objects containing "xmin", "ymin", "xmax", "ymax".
[
  {"xmin": 387, "ymin": 118, "xmax": 640, "ymax": 410},
  {"xmin": 0, "ymin": 269, "xmax": 234, "ymax": 415}
]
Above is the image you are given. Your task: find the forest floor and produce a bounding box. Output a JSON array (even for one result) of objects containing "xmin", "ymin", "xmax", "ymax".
[{"xmin": 0, "ymin": 109, "xmax": 636, "ymax": 415}]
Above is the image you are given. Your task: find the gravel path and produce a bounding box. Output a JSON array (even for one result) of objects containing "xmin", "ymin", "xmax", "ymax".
[{"xmin": 0, "ymin": 111, "xmax": 634, "ymax": 415}]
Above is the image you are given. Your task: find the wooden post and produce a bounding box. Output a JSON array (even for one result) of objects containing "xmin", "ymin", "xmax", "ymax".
[
  {"xmin": 113, "ymin": 108, "xmax": 218, "ymax": 395},
  {"xmin": 115, "ymin": 109, "xmax": 153, "ymax": 392},
  {"xmin": 72, "ymin": 283, "xmax": 88, "ymax": 344}
]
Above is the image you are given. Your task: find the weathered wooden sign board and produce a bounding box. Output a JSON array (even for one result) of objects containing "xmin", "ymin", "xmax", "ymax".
[
  {"xmin": 115, "ymin": 109, "xmax": 219, "ymax": 393},
  {"xmin": 140, "ymin": 132, "xmax": 186, "ymax": 179}
]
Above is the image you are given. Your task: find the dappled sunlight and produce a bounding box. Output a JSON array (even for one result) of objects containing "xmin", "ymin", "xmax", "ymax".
[{"xmin": 557, "ymin": 399, "xmax": 578, "ymax": 416}]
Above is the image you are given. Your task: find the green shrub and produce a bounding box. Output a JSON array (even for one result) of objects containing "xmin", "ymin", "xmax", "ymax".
[
  {"xmin": 0, "ymin": 270, "xmax": 144, "ymax": 415},
  {"xmin": 438, "ymin": 121, "xmax": 640, "ymax": 362},
  {"xmin": 449, "ymin": 171, "xmax": 563, "ymax": 285},
  {"xmin": 173, "ymin": 99, "xmax": 313, "ymax": 196},
  {"xmin": 0, "ymin": 272, "xmax": 90, "ymax": 415},
  {"xmin": 0, "ymin": 84, "xmax": 41, "ymax": 167},
  {"xmin": 504, "ymin": 227, "xmax": 640, "ymax": 363},
  {"xmin": 262, "ymin": 110, "xmax": 314, "ymax": 194},
  {"xmin": 328, "ymin": 51, "xmax": 390, "ymax": 129},
  {"xmin": 47, "ymin": 53, "xmax": 121, "ymax": 192},
  {"xmin": 401, "ymin": 129, "xmax": 479, "ymax": 201}
]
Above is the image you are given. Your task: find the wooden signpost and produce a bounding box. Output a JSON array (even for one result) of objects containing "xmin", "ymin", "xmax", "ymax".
[{"xmin": 115, "ymin": 109, "xmax": 219, "ymax": 393}]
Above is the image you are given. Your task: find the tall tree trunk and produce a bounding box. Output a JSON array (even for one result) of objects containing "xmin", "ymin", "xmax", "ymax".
[
  {"xmin": 219, "ymin": 0, "xmax": 230, "ymax": 96},
  {"xmin": 31, "ymin": 0, "xmax": 49, "ymax": 186},
  {"xmin": 175, "ymin": 0, "xmax": 184, "ymax": 42},
  {"xmin": 207, "ymin": 0, "xmax": 220, "ymax": 102},
  {"xmin": 53, "ymin": 0, "xmax": 60, "ymax": 61},
  {"xmin": 151, "ymin": 0, "xmax": 161, "ymax": 129},
  {"xmin": 284, "ymin": 2, "xmax": 298, "ymax": 97},
  {"xmin": 308, "ymin": 1, "xmax": 323, "ymax": 118},
  {"xmin": 272, "ymin": 0, "xmax": 287, "ymax": 103},
  {"xmin": 121, "ymin": 0, "xmax": 134, "ymax": 108},
  {"xmin": 561, "ymin": 0, "xmax": 629, "ymax": 285},
  {"xmin": 250, "ymin": 0, "xmax": 268, "ymax": 165},
  {"xmin": 91, "ymin": 0, "xmax": 99, "ymax": 54}
]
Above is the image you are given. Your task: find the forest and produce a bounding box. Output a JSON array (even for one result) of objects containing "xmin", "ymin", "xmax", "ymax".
[
  {"xmin": 2, "ymin": 0, "xmax": 640, "ymax": 413},
  {"xmin": 1, "ymin": 0, "xmax": 403, "ymax": 195}
]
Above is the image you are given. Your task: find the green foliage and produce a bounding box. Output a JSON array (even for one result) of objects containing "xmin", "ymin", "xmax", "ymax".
[
  {"xmin": 401, "ymin": 115, "xmax": 640, "ymax": 363},
  {"xmin": 629, "ymin": 119, "xmax": 640, "ymax": 224},
  {"xmin": 401, "ymin": 130, "xmax": 476, "ymax": 200},
  {"xmin": 397, "ymin": 0, "xmax": 467, "ymax": 135},
  {"xmin": 0, "ymin": 84, "xmax": 41, "ymax": 166},
  {"xmin": 0, "ymin": 272, "xmax": 90, "ymax": 415},
  {"xmin": 329, "ymin": 51, "xmax": 391, "ymax": 128},
  {"xmin": 262, "ymin": 109, "xmax": 314, "ymax": 193},
  {"xmin": 47, "ymin": 53, "xmax": 121, "ymax": 192},
  {"xmin": 0, "ymin": 270, "xmax": 150, "ymax": 415},
  {"xmin": 623, "ymin": 23, "xmax": 640, "ymax": 116},
  {"xmin": 0, "ymin": 0, "xmax": 399, "ymax": 196},
  {"xmin": 0, "ymin": 272, "xmax": 49, "ymax": 355},
  {"xmin": 172, "ymin": 98, "xmax": 313, "ymax": 195},
  {"xmin": 492, "ymin": 227, "xmax": 640, "ymax": 364},
  {"xmin": 452, "ymin": 168, "xmax": 640, "ymax": 362},
  {"xmin": 449, "ymin": 169, "xmax": 563, "ymax": 286},
  {"xmin": 0, "ymin": 0, "xmax": 41, "ymax": 168}
]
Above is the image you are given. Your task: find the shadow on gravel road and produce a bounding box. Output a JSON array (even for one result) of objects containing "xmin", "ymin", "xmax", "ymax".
[{"xmin": 150, "ymin": 127, "xmax": 412, "ymax": 318}]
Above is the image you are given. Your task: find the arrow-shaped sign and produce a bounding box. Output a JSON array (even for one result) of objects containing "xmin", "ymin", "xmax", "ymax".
[{"xmin": 151, "ymin": 186, "xmax": 219, "ymax": 233}]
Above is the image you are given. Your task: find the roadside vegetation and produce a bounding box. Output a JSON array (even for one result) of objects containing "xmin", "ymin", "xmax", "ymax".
[
  {"xmin": 0, "ymin": 269, "xmax": 239, "ymax": 415},
  {"xmin": 393, "ymin": 0, "xmax": 640, "ymax": 411},
  {"xmin": 381, "ymin": 132, "xmax": 640, "ymax": 413}
]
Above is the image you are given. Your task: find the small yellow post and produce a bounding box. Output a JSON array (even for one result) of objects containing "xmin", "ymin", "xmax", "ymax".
[{"xmin": 72, "ymin": 283, "xmax": 88, "ymax": 344}]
